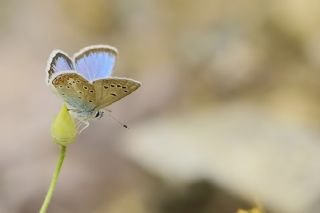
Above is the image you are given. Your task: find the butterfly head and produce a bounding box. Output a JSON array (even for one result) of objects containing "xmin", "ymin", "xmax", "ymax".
[{"xmin": 94, "ymin": 110, "xmax": 104, "ymax": 119}]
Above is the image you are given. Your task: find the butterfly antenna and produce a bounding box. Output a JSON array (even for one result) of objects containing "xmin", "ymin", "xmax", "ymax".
[{"xmin": 105, "ymin": 110, "xmax": 129, "ymax": 129}]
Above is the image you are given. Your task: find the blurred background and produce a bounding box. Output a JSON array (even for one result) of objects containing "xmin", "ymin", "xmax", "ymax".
[{"xmin": 2, "ymin": 0, "xmax": 320, "ymax": 212}]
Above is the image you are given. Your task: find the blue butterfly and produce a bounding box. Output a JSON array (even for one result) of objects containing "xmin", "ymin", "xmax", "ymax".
[{"xmin": 46, "ymin": 45, "xmax": 141, "ymax": 130}]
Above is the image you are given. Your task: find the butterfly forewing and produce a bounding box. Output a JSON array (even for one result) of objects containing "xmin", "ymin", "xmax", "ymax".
[
  {"xmin": 51, "ymin": 72, "xmax": 97, "ymax": 112},
  {"xmin": 47, "ymin": 51, "xmax": 74, "ymax": 83},
  {"xmin": 74, "ymin": 45, "xmax": 118, "ymax": 82},
  {"xmin": 93, "ymin": 78, "xmax": 141, "ymax": 110}
]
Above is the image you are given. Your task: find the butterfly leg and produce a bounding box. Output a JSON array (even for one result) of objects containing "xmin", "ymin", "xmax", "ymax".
[
  {"xmin": 80, "ymin": 121, "xmax": 90, "ymax": 133},
  {"xmin": 75, "ymin": 120, "xmax": 90, "ymax": 133}
]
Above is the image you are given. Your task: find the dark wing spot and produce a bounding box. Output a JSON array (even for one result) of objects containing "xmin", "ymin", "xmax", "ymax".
[
  {"xmin": 111, "ymin": 84, "xmax": 115, "ymax": 87},
  {"xmin": 89, "ymin": 90, "xmax": 94, "ymax": 93},
  {"xmin": 104, "ymin": 85, "xmax": 108, "ymax": 89},
  {"xmin": 117, "ymin": 85, "xmax": 121, "ymax": 87},
  {"xmin": 83, "ymin": 86, "xmax": 88, "ymax": 90},
  {"xmin": 89, "ymin": 100, "xmax": 93, "ymax": 103},
  {"xmin": 122, "ymin": 86, "xmax": 127, "ymax": 89},
  {"xmin": 124, "ymin": 90, "xmax": 128, "ymax": 93},
  {"xmin": 59, "ymin": 85, "xmax": 63, "ymax": 88},
  {"xmin": 72, "ymin": 81, "xmax": 75, "ymax": 83},
  {"xmin": 67, "ymin": 86, "xmax": 70, "ymax": 89},
  {"xmin": 78, "ymin": 91, "xmax": 83, "ymax": 94},
  {"xmin": 76, "ymin": 80, "xmax": 80, "ymax": 83},
  {"xmin": 111, "ymin": 93, "xmax": 117, "ymax": 96}
]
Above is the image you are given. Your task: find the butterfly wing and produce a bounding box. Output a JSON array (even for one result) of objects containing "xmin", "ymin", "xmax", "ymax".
[
  {"xmin": 46, "ymin": 50, "xmax": 74, "ymax": 84},
  {"xmin": 51, "ymin": 72, "xmax": 97, "ymax": 115},
  {"xmin": 93, "ymin": 77, "xmax": 141, "ymax": 110},
  {"xmin": 73, "ymin": 45, "xmax": 118, "ymax": 82}
]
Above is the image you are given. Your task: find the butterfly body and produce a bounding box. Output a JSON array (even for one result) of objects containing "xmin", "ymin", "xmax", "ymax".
[{"xmin": 46, "ymin": 45, "xmax": 141, "ymax": 122}]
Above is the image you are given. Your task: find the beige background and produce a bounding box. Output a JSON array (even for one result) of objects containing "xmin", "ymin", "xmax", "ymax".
[{"xmin": 1, "ymin": 0, "xmax": 320, "ymax": 212}]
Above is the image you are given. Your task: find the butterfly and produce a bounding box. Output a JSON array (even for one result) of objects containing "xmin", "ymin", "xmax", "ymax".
[{"xmin": 46, "ymin": 45, "xmax": 141, "ymax": 131}]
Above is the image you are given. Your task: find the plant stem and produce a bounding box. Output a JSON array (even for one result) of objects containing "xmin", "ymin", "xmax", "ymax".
[{"xmin": 39, "ymin": 145, "xmax": 67, "ymax": 213}]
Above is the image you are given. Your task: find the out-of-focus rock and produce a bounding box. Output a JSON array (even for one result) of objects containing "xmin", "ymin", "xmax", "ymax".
[
  {"xmin": 123, "ymin": 103, "xmax": 320, "ymax": 213},
  {"xmin": 95, "ymin": 190, "xmax": 148, "ymax": 213}
]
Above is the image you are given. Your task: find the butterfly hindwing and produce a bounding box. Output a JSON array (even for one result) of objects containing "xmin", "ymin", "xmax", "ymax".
[
  {"xmin": 46, "ymin": 51, "xmax": 74, "ymax": 83},
  {"xmin": 51, "ymin": 72, "xmax": 96, "ymax": 113},
  {"xmin": 73, "ymin": 45, "xmax": 118, "ymax": 82},
  {"xmin": 93, "ymin": 78, "xmax": 141, "ymax": 110}
]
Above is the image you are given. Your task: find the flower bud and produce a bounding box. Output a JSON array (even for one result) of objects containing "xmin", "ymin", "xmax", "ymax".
[{"xmin": 51, "ymin": 105, "xmax": 77, "ymax": 145}]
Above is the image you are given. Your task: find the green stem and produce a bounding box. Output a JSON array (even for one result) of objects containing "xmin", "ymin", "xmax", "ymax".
[{"xmin": 39, "ymin": 145, "xmax": 67, "ymax": 213}]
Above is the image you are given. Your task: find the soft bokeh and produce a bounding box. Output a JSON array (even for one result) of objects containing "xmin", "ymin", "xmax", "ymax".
[{"xmin": 2, "ymin": 0, "xmax": 320, "ymax": 212}]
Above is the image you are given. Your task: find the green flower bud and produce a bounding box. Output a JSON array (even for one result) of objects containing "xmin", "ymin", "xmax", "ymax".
[{"xmin": 51, "ymin": 105, "xmax": 77, "ymax": 145}]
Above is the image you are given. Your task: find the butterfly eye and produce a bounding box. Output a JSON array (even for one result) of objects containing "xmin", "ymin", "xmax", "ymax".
[{"xmin": 95, "ymin": 111, "xmax": 104, "ymax": 118}]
